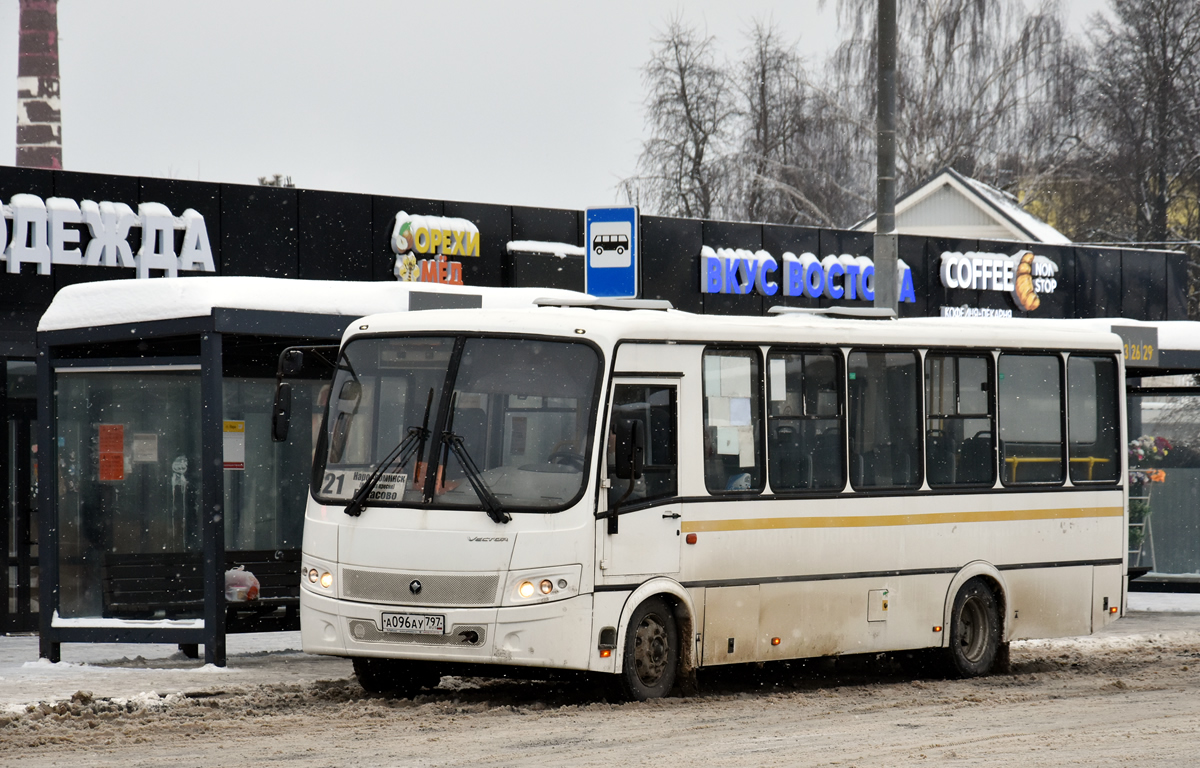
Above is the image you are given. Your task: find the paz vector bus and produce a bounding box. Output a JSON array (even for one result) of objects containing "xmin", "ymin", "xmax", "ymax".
[{"xmin": 274, "ymin": 298, "xmax": 1126, "ymax": 700}]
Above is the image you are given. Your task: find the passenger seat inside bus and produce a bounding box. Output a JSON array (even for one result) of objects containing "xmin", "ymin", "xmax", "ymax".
[
  {"xmin": 769, "ymin": 421, "xmax": 809, "ymax": 489},
  {"xmin": 957, "ymin": 432, "xmax": 994, "ymax": 485},
  {"xmin": 926, "ymin": 430, "xmax": 955, "ymax": 485}
]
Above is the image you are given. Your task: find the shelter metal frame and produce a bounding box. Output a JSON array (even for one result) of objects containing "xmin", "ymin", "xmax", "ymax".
[{"xmin": 37, "ymin": 309, "xmax": 353, "ymax": 665}]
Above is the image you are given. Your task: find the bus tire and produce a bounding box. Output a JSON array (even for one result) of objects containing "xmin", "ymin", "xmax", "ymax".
[
  {"xmin": 352, "ymin": 657, "xmax": 441, "ymax": 697},
  {"xmin": 947, "ymin": 578, "xmax": 1001, "ymax": 677},
  {"xmin": 619, "ymin": 596, "xmax": 679, "ymax": 701}
]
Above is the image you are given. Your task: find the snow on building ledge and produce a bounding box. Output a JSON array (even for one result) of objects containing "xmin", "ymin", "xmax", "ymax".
[{"xmin": 506, "ymin": 240, "xmax": 586, "ymax": 258}]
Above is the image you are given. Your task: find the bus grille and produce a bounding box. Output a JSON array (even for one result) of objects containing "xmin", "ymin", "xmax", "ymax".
[
  {"xmin": 341, "ymin": 569, "xmax": 499, "ymax": 606},
  {"xmin": 348, "ymin": 619, "xmax": 488, "ymax": 647}
]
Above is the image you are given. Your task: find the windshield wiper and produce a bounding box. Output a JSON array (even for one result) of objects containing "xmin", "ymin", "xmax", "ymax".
[
  {"xmin": 344, "ymin": 388, "xmax": 434, "ymax": 518},
  {"xmin": 440, "ymin": 397, "xmax": 510, "ymax": 524}
]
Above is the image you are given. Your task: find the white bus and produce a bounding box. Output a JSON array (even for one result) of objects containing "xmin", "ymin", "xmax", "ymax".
[{"xmin": 285, "ymin": 300, "xmax": 1126, "ymax": 700}]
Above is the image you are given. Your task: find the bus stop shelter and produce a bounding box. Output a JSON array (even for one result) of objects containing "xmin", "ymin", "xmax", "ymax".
[
  {"xmin": 1109, "ymin": 320, "xmax": 1200, "ymax": 591},
  {"xmin": 36, "ymin": 277, "xmax": 577, "ymax": 665}
]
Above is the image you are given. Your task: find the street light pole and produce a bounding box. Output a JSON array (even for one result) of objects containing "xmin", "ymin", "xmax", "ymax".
[{"xmin": 874, "ymin": 0, "xmax": 898, "ymax": 315}]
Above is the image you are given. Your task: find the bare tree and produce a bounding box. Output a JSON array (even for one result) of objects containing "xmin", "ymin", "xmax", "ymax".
[
  {"xmin": 752, "ymin": 55, "xmax": 876, "ymax": 227},
  {"xmin": 623, "ymin": 18, "xmax": 737, "ymax": 219},
  {"xmin": 829, "ymin": 0, "xmax": 1081, "ymax": 208},
  {"xmin": 713, "ymin": 20, "xmax": 869, "ymax": 227},
  {"xmin": 727, "ymin": 22, "xmax": 808, "ymax": 223},
  {"xmin": 625, "ymin": 0, "xmax": 1200, "ymax": 270},
  {"xmin": 1081, "ymin": 0, "xmax": 1200, "ymax": 243}
]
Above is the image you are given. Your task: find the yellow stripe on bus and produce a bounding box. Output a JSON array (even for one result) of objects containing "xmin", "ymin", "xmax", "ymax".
[{"xmin": 680, "ymin": 506, "xmax": 1123, "ymax": 533}]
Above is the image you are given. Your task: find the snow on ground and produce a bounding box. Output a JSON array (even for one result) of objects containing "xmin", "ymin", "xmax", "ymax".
[
  {"xmin": 0, "ymin": 593, "xmax": 1196, "ymax": 713},
  {"xmin": 0, "ymin": 631, "xmax": 350, "ymax": 713},
  {"xmin": 1127, "ymin": 591, "xmax": 1200, "ymax": 612}
]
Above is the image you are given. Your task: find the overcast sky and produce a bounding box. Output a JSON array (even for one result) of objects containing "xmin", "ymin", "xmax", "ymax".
[{"xmin": 0, "ymin": 0, "xmax": 1108, "ymax": 211}]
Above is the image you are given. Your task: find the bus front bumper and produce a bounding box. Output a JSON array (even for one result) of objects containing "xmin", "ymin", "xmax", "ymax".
[{"xmin": 301, "ymin": 588, "xmax": 596, "ymax": 671}]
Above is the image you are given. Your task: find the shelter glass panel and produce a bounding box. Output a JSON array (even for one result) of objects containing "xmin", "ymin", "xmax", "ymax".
[
  {"xmin": 1128, "ymin": 389, "xmax": 1200, "ymax": 576},
  {"xmin": 224, "ymin": 378, "xmax": 327, "ymax": 552},
  {"xmin": 54, "ymin": 369, "xmax": 202, "ymax": 619}
]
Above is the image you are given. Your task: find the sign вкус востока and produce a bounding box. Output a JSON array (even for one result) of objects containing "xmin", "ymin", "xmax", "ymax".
[
  {"xmin": 701, "ymin": 246, "xmax": 917, "ymax": 303},
  {"xmin": 1, "ymin": 194, "xmax": 215, "ymax": 278}
]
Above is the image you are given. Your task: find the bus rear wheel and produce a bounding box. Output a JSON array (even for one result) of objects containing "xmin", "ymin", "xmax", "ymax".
[
  {"xmin": 618, "ymin": 597, "xmax": 679, "ymax": 701},
  {"xmin": 947, "ymin": 578, "xmax": 1001, "ymax": 677},
  {"xmin": 352, "ymin": 657, "xmax": 441, "ymax": 697}
]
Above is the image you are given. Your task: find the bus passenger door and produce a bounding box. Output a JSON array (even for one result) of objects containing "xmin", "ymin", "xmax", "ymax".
[{"xmin": 600, "ymin": 380, "xmax": 681, "ymax": 578}]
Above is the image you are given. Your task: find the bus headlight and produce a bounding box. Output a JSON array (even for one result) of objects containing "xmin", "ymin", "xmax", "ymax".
[
  {"xmin": 505, "ymin": 565, "xmax": 582, "ymax": 605},
  {"xmin": 301, "ymin": 558, "xmax": 336, "ymax": 594}
]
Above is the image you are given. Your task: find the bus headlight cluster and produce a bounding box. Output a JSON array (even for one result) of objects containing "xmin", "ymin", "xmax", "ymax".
[
  {"xmin": 507, "ymin": 566, "xmax": 582, "ymax": 605},
  {"xmin": 303, "ymin": 564, "xmax": 334, "ymax": 591}
]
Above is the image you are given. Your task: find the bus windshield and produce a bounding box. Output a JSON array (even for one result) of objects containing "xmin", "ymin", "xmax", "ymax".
[{"xmin": 314, "ymin": 335, "xmax": 601, "ymax": 512}]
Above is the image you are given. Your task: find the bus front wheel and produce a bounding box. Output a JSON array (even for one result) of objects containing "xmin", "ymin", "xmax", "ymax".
[
  {"xmin": 352, "ymin": 657, "xmax": 441, "ymax": 697},
  {"xmin": 619, "ymin": 597, "xmax": 679, "ymax": 701},
  {"xmin": 947, "ymin": 578, "xmax": 1001, "ymax": 677}
]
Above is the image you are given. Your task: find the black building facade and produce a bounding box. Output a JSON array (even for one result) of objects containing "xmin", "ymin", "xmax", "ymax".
[{"xmin": 0, "ymin": 165, "xmax": 1187, "ymax": 649}]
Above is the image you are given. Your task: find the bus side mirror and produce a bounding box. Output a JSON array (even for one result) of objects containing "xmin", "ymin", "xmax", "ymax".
[
  {"xmin": 337, "ymin": 380, "xmax": 362, "ymax": 411},
  {"xmin": 272, "ymin": 382, "xmax": 292, "ymax": 442},
  {"xmin": 281, "ymin": 349, "xmax": 305, "ymax": 376},
  {"xmin": 614, "ymin": 418, "xmax": 645, "ymax": 480}
]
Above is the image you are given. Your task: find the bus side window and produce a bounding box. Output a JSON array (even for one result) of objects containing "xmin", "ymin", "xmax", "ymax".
[
  {"xmin": 767, "ymin": 349, "xmax": 844, "ymax": 491},
  {"xmin": 998, "ymin": 354, "xmax": 1064, "ymax": 484},
  {"xmin": 607, "ymin": 384, "xmax": 678, "ymax": 506},
  {"xmin": 702, "ymin": 349, "xmax": 763, "ymax": 493},
  {"xmin": 925, "ymin": 354, "xmax": 994, "ymax": 487},
  {"xmin": 848, "ymin": 350, "xmax": 921, "ymax": 489},
  {"xmin": 1067, "ymin": 355, "xmax": 1120, "ymax": 483}
]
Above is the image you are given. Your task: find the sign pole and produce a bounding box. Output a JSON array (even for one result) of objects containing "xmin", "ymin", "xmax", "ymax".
[{"xmin": 874, "ymin": 0, "xmax": 899, "ymax": 315}]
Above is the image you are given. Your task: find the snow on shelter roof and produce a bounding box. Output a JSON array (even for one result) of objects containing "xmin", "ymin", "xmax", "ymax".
[{"xmin": 37, "ymin": 277, "xmax": 589, "ymax": 333}]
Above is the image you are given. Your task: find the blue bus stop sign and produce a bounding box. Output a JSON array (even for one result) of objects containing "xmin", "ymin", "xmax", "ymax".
[{"xmin": 585, "ymin": 206, "xmax": 638, "ymax": 298}]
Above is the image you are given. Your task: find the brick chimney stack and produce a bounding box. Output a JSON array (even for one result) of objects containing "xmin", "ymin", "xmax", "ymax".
[{"xmin": 16, "ymin": 0, "xmax": 62, "ymax": 169}]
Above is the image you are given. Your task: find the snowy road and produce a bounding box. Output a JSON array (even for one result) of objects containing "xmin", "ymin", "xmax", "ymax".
[{"xmin": 2, "ymin": 594, "xmax": 1199, "ymax": 767}]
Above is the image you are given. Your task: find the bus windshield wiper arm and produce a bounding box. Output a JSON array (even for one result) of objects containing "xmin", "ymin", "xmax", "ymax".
[
  {"xmin": 344, "ymin": 388, "xmax": 434, "ymax": 518},
  {"xmin": 442, "ymin": 431, "xmax": 510, "ymax": 524}
]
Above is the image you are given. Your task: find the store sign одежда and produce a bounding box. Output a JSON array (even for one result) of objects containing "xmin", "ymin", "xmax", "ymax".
[{"xmin": 1, "ymin": 194, "xmax": 215, "ymax": 278}]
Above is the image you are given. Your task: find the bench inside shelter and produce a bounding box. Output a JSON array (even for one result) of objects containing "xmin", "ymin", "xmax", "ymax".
[{"xmin": 102, "ymin": 549, "xmax": 301, "ymax": 633}]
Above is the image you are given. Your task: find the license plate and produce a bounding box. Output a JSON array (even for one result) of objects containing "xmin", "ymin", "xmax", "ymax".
[{"xmin": 380, "ymin": 612, "xmax": 445, "ymax": 635}]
